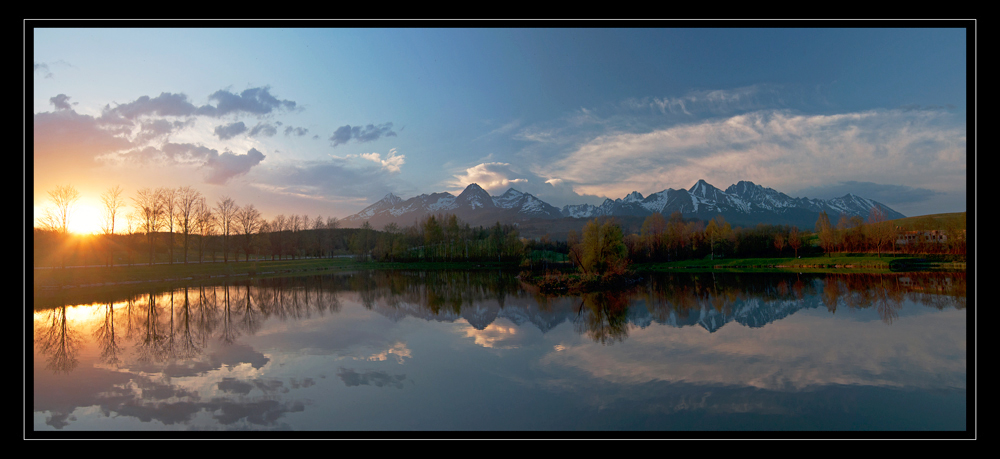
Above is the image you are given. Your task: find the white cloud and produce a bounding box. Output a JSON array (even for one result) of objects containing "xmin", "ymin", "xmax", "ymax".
[
  {"xmin": 359, "ymin": 148, "xmax": 405, "ymax": 173},
  {"xmin": 450, "ymin": 162, "xmax": 528, "ymax": 192},
  {"xmin": 535, "ymin": 108, "xmax": 966, "ymax": 201}
]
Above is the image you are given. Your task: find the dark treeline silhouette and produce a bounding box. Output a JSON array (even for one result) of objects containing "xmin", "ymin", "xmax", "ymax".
[
  {"xmin": 622, "ymin": 209, "xmax": 966, "ymax": 264},
  {"xmin": 354, "ymin": 213, "xmax": 527, "ymax": 264}
]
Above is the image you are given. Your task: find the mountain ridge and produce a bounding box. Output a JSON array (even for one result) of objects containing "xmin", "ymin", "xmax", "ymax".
[{"xmin": 341, "ymin": 180, "xmax": 905, "ymax": 233}]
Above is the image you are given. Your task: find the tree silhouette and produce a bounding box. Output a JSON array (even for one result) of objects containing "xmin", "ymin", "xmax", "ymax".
[
  {"xmin": 176, "ymin": 186, "xmax": 202, "ymax": 264},
  {"xmin": 100, "ymin": 185, "xmax": 125, "ymax": 267},
  {"xmin": 40, "ymin": 184, "xmax": 80, "ymax": 234},
  {"xmin": 215, "ymin": 197, "xmax": 237, "ymax": 263},
  {"xmin": 133, "ymin": 188, "xmax": 166, "ymax": 265}
]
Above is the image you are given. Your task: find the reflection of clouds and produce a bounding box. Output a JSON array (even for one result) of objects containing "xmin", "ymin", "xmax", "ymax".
[
  {"xmin": 462, "ymin": 322, "xmax": 521, "ymax": 349},
  {"xmin": 337, "ymin": 367, "xmax": 407, "ymax": 389},
  {"xmin": 541, "ymin": 308, "xmax": 966, "ymax": 392},
  {"xmin": 363, "ymin": 342, "xmax": 411, "ymax": 364}
]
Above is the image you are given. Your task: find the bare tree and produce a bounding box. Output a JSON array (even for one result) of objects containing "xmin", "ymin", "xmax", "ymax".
[
  {"xmin": 271, "ymin": 214, "xmax": 287, "ymax": 260},
  {"xmin": 312, "ymin": 215, "xmax": 325, "ymax": 258},
  {"xmin": 133, "ymin": 188, "xmax": 165, "ymax": 265},
  {"xmin": 289, "ymin": 214, "xmax": 302, "ymax": 259},
  {"xmin": 866, "ymin": 206, "xmax": 895, "ymax": 258},
  {"xmin": 124, "ymin": 211, "xmax": 139, "ymax": 266},
  {"xmin": 176, "ymin": 186, "xmax": 202, "ymax": 263},
  {"xmin": 236, "ymin": 204, "xmax": 262, "ymax": 262},
  {"xmin": 40, "ymin": 185, "xmax": 81, "ymax": 235},
  {"xmin": 326, "ymin": 216, "xmax": 340, "ymax": 257},
  {"xmin": 161, "ymin": 188, "xmax": 177, "ymax": 264},
  {"xmin": 215, "ymin": 197, "xmax": 238, "ymax": 263},
  {"xmin": 100, "ymin": 185, "xmax": 125, "ymax": 267},
  {"xmin": 194, "ymin": 198, "xmax": 214, "ymax": 262},
  {"xmin": 789, "ymin": 226, "xmax": 802, "ymax": 258}
]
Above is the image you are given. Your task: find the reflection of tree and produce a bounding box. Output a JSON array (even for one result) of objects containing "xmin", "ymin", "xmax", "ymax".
[
  {"xmin": 93, "ymin": 301, "xmax": 124, "ymax": 368},
  {"xmin": 36, "ymin": 305, "xmax": 81, "ymax": 374},
  {"xmin": 872, "ymin": 275, "xmax": 904, "ymax": 325},
  {"xmin": 575, "ymin": 291, "xmax": 631, "ymax": 345},
  {"xmin": 133, "ymin": 292, "xmax": 166, "ymax": 364},
  {"xmin": 821, "ymin": 277, "xmax": 842, "ymax": 314},
  {"xmin": 240, "ymin": 283, "xmax": 264, "ymax": 336},
  {"xmin": 175, "ymin": 287, "xmax": 201, "ymax": 359},
  {"xmin": 219, "ymin": 284, "xmax": 240, "ymax": 345}
]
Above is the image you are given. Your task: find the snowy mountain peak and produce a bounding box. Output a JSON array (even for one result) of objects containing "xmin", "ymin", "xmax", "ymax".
[
  {"xmin": 500, "ymin": 188, "xmax": 523, "ymax": 198},
  {"xmin": 382, "ymin": 193, "xmax": 402, "ymax": 205},
  {"xmin": 456, "ymin": 183, "xmax": 495, "ymax": 210},
  {"xmin": 689, "ymin": 179, "xmax": 726, "ymax": 199},
  {"xmin": 623, "ymin": 191, "xmax": 644, "ymax": 203},
  {"xmin": 343, "ymin": 179, "xmax": 905, "ymax": 230}
]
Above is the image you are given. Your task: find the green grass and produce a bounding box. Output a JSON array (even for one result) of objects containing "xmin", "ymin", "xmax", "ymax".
[
  {"xmin": 32, "ymin": 257, "xmax": 524, "ymax": 290},
  {"xmin": 890, "ymin": 212, "xmax": 966, "ymax": 231},
  {"xmin": 632, "ymin": 255, "xmax": 964, "ymax": 273}
]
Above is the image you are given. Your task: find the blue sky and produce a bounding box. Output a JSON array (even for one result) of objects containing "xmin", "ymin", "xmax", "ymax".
[{"xmin": 31, "ymin": 25, "xmax": 970, "ymax": 229}]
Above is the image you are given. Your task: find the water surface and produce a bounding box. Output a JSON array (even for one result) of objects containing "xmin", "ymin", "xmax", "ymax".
[{"xmin": 31, "ymin": 270, "xmax": 968, "ymax": 435}]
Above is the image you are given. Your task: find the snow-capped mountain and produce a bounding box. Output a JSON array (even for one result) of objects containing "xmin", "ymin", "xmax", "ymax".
[
  {"xmin": 341, "ymin": 183, "xmax": 561, "ymax": 228},
  {"xmin": 492, "ymin": 188, "xmax": 563, "ymax": 218},
  {"xmin": 343, "ymin": 180, "xmax": 904, "ymax": 230}
]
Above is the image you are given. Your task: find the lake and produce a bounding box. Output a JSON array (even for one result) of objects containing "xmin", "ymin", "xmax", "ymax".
[{"xmin": 30, "ymin": 270, "xmax": 969, "ymax": 437}]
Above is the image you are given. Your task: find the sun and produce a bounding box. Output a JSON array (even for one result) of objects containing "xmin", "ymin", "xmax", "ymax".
[{"xmin": 66, "ymin": 202, "xmax": 105, "ymax": 235}]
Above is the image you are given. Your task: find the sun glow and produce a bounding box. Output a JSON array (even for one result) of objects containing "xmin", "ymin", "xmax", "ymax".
[{"xmin": 66, "ymin": 203, "xmax": 104, "ymax": 235}]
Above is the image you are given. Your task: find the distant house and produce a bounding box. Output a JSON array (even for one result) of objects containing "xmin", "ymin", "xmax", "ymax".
[{"xmin": 896, "ymin": 230, "xmax": 948, "ymax": 245}]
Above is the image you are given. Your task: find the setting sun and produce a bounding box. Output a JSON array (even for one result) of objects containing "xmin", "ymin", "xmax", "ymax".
[{"xmin": 66, "ymin": 202, "xmax": 104, "ymax": 235}]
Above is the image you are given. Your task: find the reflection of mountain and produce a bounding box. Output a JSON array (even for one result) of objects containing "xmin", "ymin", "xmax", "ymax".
[{"xmin": 359, "ymin": 272, "xmax": 964, "ymax": 335}]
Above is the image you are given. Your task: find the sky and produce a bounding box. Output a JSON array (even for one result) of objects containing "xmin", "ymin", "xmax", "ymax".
[{"xmin": 30, "ymin": 24, "xmax": 971, "ymax": 234}]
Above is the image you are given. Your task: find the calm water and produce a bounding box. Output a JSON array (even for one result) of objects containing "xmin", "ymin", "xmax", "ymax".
[{"xmin": 31, "ymin": 270, "xmax": 968, "ymax": 435}]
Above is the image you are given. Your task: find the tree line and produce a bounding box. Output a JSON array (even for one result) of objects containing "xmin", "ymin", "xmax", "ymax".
[
  {"xmin": 35, "ymin": 184, "xmax": 359, "ymax": 267},
  {"xmin": 348, "ymin": 213, "xmax": 527, "ymax": 263},
  {"xmin": 35, "ymin": 184, "xmax": 966, "ymax": 271}
]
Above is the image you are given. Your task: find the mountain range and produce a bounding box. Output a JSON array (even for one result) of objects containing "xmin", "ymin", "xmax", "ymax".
[{"xmin": 341, "ymin": 179, "xmax": 905, "ymax": 235}]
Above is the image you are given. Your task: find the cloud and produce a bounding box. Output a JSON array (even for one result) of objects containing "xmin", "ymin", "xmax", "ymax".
[
  {"xmin": 450, "ymin": 162, "xmax": 528, "ymax": 192},
  {"xmin": 535, "ymin": 108, "xmax": 966, "ymax": 201},
  {"xmin": 34, "ymin": 62, "xmax": 53, "ymax": 78},
  {"xmin": 255, "ymin": 158, "xmax": 404, "ymax": 204},
  {"xmin": 359, "ymin": 148, "xmax": 405, "ymax": 173},
  {"xmin": 795, "ymin": 181, "xmax": 945, "ymax": 205},
  {"xmin": 101, "ymin": 92, "xmax": 200, "ymax": 122},
  {"xmin": 248, "ymin": 122, "xmax": 278, "ymax": 137},
  {"xmin": 214, "ymin": 121, "xmax": 248, "ymax": 140},
  {"xmin": 49, "ymin": 94, "xmax": 73, "ymax": 111},
  {"xmin": 33, "ymin": 109, "xmax": 133, "ymax": 175},
  {"xmin": 284, "ymin": 126, "xmax": 309, "ymax": 136},
  {"xmin": 203, "ymin": 147, "xmax": 267, "ymax": 185},
  {"xmin": 447, "ymin": 162, "xmax": 604, "ymax": 207},
  {"xmin": 474, "ymin": 119, "xmax": 522, "ymax": 141},
  {"xmin": 197, "ymin": 86, "xmax": 296, "ymax": 118},
  {"xmin": 623, "ymin": 84, "xmax": 796, "ymax": 118},
  {"xmin": 329, "ymin": 122, "xmax": 397, "ymax": 147},
  {"xmin": 135, "ymin": 118, "xmax": 188, "ymax": 144},
  {"xmin": 159, "ymin": 142, "xmax": 223, "ymax": 163},
  {"xmin": 105, "ymin": 143, "xmax": 266, "ymax": 185}
]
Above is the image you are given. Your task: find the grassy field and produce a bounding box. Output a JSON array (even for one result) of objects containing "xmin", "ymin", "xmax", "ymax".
[
  {"xmin": 890, "ymin": 212, "xmax": 966, "ymax": 231},
  {"xmin": 31, "ymin": 257, "xmax": 525, "ymax": 291},
  {"xmin": 31, "ymin": 250, "xmax": 966, "ymax": 291},
  {"xmin": 633, "ymin": 255, "xmax": 965, "ymax": 273}
]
